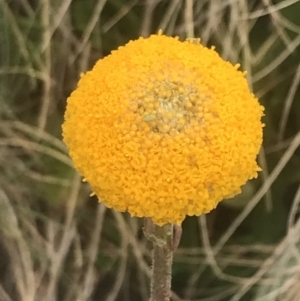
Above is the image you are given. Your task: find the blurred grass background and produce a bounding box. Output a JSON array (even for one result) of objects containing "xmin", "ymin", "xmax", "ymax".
[{"xmin": 1, "ymin": 0, "xmax": 300, "ymax": 300}]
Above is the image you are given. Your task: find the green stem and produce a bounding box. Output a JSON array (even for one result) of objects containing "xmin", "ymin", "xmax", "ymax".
[{"xmin": 144, "ymin": 220, "xmax": 173, "ymax": 301}]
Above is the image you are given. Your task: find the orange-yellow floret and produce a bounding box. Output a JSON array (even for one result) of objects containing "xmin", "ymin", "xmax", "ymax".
[{"xmin": 62, "ymin": 33, "xmax": 264, "ymax": 226}]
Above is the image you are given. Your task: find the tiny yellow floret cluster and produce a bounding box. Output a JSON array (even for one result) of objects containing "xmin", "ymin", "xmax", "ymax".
[{"xmin": 62, "ymin": 33, "xmax": 264, "ymax": 225}]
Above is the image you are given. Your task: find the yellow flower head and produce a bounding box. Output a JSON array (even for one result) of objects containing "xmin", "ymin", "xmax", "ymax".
[{"xmin": 62, "ymin": 33, "xmax": 264, "ymax": 225}]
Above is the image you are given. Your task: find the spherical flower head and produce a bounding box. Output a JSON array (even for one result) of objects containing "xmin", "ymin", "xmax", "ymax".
[{"xmin": 62, "ymin": 32, "xmax": 264, "ymax": 226}]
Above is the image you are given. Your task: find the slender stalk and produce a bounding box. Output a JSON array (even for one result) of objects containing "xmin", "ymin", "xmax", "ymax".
[
  {"xmin": 151, "ymin": 224, "xmax": 173, "ymax": 301},
  {"xmin": 144, "ymin": 220, "xmax": 173, "ymax": 301}
]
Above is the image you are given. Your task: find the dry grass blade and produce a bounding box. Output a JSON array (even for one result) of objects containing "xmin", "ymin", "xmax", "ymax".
[
  {"xmin": 216, "ymin": 131, "xmax": 300, "ymax": 253},
  {"xmin": 80, "ymin": 204, "xmax": 106, "ymax": 300}
]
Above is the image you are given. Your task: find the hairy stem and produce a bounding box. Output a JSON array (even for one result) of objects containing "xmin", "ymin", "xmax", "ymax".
[{"xmin": 144, "ymin": 219, "xmax": 174, "ymax": 301}]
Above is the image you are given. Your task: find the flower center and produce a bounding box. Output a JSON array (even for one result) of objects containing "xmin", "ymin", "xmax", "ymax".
[{"xmin": 132, "ymin": 80, "xmax": 205, "ymax": 136}]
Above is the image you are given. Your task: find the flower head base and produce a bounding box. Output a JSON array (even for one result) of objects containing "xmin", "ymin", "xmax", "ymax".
[{"xmin": 62, "ymin": 33, "xmax": 264, "ymax": 225}]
